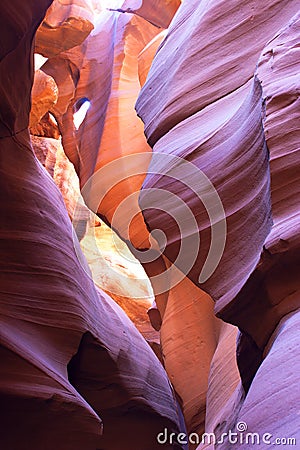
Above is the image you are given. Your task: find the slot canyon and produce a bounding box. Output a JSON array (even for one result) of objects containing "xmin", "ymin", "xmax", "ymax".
[{"xmin": 0, "ymin": 0, "xmax": 299, "ymax": 449}]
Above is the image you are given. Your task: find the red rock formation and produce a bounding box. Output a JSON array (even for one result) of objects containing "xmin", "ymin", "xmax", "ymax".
[
  {"xmin": 159, "ymin": 275, "xmax": 222, "ymax": 436},
  {"xmin": 64, "ymin": 3, "xmax": 246, "ymax": 421},
  {"xmin": 0, "ymin": 1, "xmax": 182, "ymax": 448},
  {"xmin": 115, "ymin": 0, "xmax": 181, "ymax": 28},
  {"xmin": 138, "ymin": 30, "xmax": 167, "ymax": 86},
  {"xmin": 30, "ymin": 133, "xmax": 91, "ymax": 236},
  {"xmin": 0, "ymin": 0, "xmax": 53, "ymax": 137},
  {"xmin": 29, "ymin": 69, "xmax": 58, "ymax": 129},
  {"xmin": 91, "ymin": 12, "xmax": 159, "ymax": 249},
  {"xmin": 36, "ymin": 1, "xmax": 115, "ymax": 186},
  {"xmin": 35, "ymin": 12, "xmax": 93, "ymax": 58},
  {"xmin": 80, "ymin": 222, "xmax": 159, "ymax": 341},
  {"xmin": 2, "ymin": 0, "xmax": 299, "ymax": 448},
  {"xmin": 36, "ymin": 2, "xmax": 160, "ymax": 253}
]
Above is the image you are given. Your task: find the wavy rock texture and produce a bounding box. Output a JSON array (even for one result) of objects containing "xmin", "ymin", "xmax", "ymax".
[
  {"xmin": 30, "ymin": 133, "xmax": 157, "ymax": 337},
  {"xmin": 219, "ymin": 12, "xmax": 300, "ymax": 396},
  {"xmin": 136, "ymin": 0, "xmax": 300, "ymax": 445},
  {"xmin": 136, "ymin": 0, "xmax": 300, "ymax": 318},
  {"xmin": 140, "ymin": 78, "xmax": 272, "ymax": 313},
  {"xmin": 204, "ymin": 324, "xmax": 241, "ymax": 435},
  {"xmin": 30, "ymin": 135, "xmax": 90, "ymax": 236},
  {"xmin": 33, "ymin": 1, "xmax": 218, "ymax": 442},
  {"xmin": 37, "ymin": 2, "xmax": 161, "ymax": 252},
  {"xmin": 0, "ymin": 1, "xmax": 182, "ymax": 448},
  {"xmin": 223, "ymin": 11, "xmax": 300, "ymax": 347},
  {"xmin": 136, "ymin": 0, "xmax": 300, "ymax": 146},
  {"xmin": 31, "ymin": 135, "xmax": 59, "ymax": 177},
  {"xmin": 90, "ymin": 12, "xmax": 159, "ymax": 249},
  {"xmin": 138, "ymin": 30, "xmax": 167, "ymax": 86},
  {"xmin": 141, "ymin": 260, "xmax": 223, "ymax": 438},
  {"xmin": 2, "ymin": 0, "xmax": 300, "ymax": 449},
  {"xmin": 30, "ymin": 2, "xmax": 161, "ymax": 336}
]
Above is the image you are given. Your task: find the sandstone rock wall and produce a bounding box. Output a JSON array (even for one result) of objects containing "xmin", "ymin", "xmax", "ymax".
[
  {"xmin": 1, "ymin": 0, "xmax": 299, "ymax": 449},
  {"xmin": 0, "ymin": 2, "xmax": 182, "ymax": 448},
  {"xmin": 136, "ymin": 0, "xmax": 300, "ymax": 447}
]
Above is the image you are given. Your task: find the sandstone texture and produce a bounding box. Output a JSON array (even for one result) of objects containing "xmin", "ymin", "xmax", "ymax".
[
  {"xmin": 1, "ymin": 0, "xmax": 299, "ymax": 449},
  {"xmin": 0, "ymin": 2, "xmax": 182, "ymax": 448},
  {"xmin": 136, "ymin": 0, "xmax": 300, "ymax": 446}
]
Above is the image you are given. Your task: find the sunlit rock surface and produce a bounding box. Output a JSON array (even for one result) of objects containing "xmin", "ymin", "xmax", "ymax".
[
  {"xmin": 35, "ymin": 9, "xmax": 94, "ymax": 58},
  {"xmin": 29, "ymin": 69, "xmax": 58, "ymax": 129},
  {"xmin": 138, "ymin": 30, "xmax": 167, "ymax": 86},
  {"xmin": 80, "ymin": 222, "xmax": 159, "ymax": 342},
  {"xmin": 30, "ymin": 135, "xmax": 90, "ymax": 234},
  {"xmin": 91, "ymin": 12, "xmax": 159, "ymax": 249},
  {"xmin": 116, "ymin": 0, "xmax": 181, "ymax": 28}
]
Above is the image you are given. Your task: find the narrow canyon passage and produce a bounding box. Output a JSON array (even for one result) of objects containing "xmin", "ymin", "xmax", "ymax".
[{"xmin": 0, "ymin": 1, "xmax": 299, "ymax": 449}]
